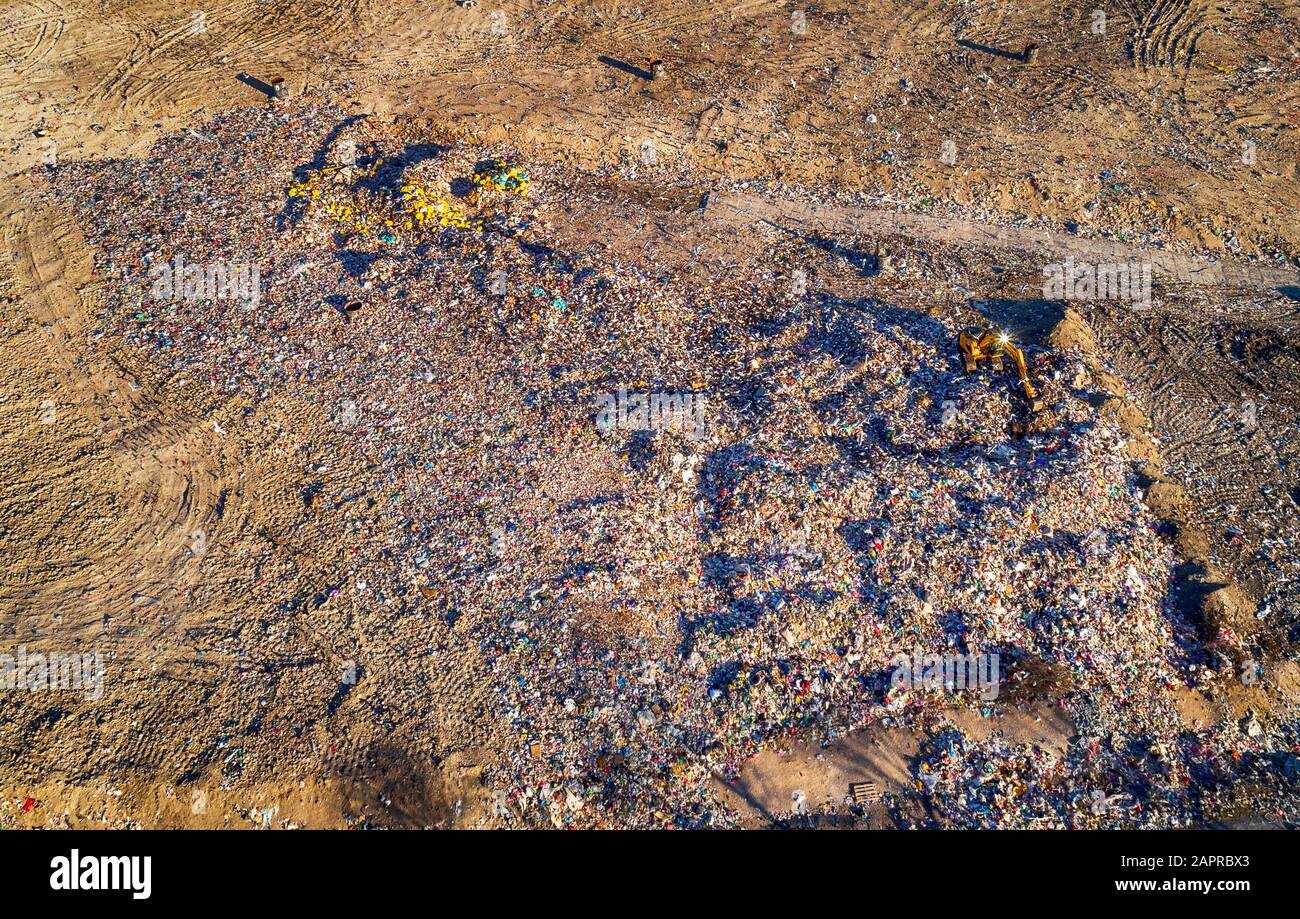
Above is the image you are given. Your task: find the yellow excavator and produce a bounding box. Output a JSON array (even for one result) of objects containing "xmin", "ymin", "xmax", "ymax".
[{"xmin": 958, "ymin": 328, "xmax": 1046, "ymax": 412}]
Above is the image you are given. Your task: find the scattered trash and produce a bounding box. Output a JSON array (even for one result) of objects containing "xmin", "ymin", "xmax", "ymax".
[{"xmin": 37, "ymin": 90, "xmax": 1300, "ymax": 831}]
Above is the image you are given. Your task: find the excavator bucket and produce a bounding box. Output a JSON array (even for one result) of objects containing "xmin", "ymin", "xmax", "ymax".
[{"xmin": 957, "ymin": 331, "xmax": 980, "ymax": 373}]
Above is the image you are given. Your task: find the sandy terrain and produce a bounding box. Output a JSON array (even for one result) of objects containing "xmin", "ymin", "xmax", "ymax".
[{"xmin": 1, "ymin": 0, "xmax": 1299, "ymax": 828}]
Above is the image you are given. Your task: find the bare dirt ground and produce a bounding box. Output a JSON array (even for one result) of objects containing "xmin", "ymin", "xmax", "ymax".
[{"xmin": 2, "ymin": 0, "xmax": 1299, "ymax": 828}]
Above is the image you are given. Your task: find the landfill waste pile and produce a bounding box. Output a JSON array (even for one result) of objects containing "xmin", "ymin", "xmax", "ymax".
[{"xmin": 39, "ymin": 95, "xmax": 1300, "ymax": 829}]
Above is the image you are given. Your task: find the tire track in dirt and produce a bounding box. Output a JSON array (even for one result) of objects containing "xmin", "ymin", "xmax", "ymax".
[
  {"xmin": 705, "ymin": 189, "xmax": 1300, "ymax": 289},
  {"xmin": 87, "ymin": 0, "xmax": 366, "ymax": 107},
  {"xmin": 929, "ymin": 2, "xmax": 1110, "ymax": 123},
  {"xmin": 1123, "ymin": 0, "xmax": 1221, "ymax": 119},
  {"xmin": 0, "ymin": 0, "xmax": 68, "ymax": 75},
  {"xmin": 591, "ymin": 0, "xmax": 774, "ymax": 49},
  {"xmin": 1128, "ymin": 0, "xmax": 1202, "ymax": 70},
  {"xmin": 0, "ymin": 190, "xmax": 235, "ymax": 644},
  {"xmin": 1087, "ymin": 300, "xmax": 1300, "ymax": 605},
  {"xmin": 0, "ymin": 184, "xmax": 368, "ymax": 788}
]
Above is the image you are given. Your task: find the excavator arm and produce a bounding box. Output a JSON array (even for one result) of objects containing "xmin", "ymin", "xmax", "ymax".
[{"xmin": 1002, "ymin": 342, "xmax": 1038, "ymax": 400}]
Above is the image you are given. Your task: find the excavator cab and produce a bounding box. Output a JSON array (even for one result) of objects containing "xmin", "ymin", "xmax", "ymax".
[{"xmin": 958, "ymin": 328, "xmax": 1046, "ymax": 413}]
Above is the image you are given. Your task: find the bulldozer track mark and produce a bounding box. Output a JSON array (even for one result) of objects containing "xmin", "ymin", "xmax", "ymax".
[{"xmin": 1091, "ymin": 304, "xmax": 1300, "ymax": 602}]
